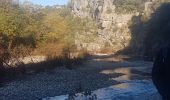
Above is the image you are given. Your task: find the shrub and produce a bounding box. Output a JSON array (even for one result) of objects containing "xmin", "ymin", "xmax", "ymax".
[{"xmin": 113, "ymin": 0, "xmax": 147, "ymax": 13}]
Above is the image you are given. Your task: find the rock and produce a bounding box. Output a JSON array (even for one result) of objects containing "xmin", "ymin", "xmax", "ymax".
[
  {"xmin": 71, "ymin": 0, "xmax": 161, "ymax": 52},
  {"xmin": 71, "ymin": 0, "xmax": 136, "ymax": 52}
]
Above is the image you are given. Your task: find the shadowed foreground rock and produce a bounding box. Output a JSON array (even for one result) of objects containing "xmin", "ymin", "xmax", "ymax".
[{"xmin": 43, "ymin": 80, "xmax": 161, "ymax": 100}]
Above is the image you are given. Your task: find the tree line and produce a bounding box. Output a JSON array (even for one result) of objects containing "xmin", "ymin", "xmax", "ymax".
[{"xmin": 0, "ymin": 0, "xmax": 97, "ymax": 66}]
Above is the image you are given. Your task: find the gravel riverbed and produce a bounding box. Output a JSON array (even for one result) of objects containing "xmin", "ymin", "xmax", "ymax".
[{"xmin": 0, "ymin": 56, "xmax": 153, "ymax": 100}]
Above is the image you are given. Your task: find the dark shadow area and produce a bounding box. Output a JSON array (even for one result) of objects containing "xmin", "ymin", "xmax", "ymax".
[
  {"xmin": 117, "ymin": 3, "xmax": 170, "ymax": 61},
  {"xmin": 0, "ymin": 56, "xmax": 85, "ymax": 86}
]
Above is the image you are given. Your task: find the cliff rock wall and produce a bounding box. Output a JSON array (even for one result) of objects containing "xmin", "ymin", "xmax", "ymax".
[{"xmin": 70, "ymin": 0, "xmax": 157, "ymax": 53}]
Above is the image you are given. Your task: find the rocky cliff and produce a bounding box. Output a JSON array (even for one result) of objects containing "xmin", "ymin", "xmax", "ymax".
[{"xmin": 70, "ymin": 0, "xmax": 159, "ymax": 53}]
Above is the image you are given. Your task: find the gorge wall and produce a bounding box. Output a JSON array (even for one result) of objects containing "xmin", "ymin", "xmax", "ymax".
[{"xmin": 70, "ymin": 0, "xmax": 163, "ymax": 56}]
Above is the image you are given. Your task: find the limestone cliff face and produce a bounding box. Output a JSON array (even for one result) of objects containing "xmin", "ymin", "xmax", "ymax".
[{"xmin": 70, "ymin": 0, "xmax": 157, "ymax": 53}]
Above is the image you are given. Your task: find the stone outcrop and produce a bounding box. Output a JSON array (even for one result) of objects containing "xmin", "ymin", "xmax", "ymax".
[{"xmin": 70, "ymin": 0, "xmax": 159, "ymax": 53}]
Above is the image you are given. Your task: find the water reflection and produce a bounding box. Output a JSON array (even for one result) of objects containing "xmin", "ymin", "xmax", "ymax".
[
  {"xmin": 112, "ymin": 83, "xmax": 129, "ymax": 89},
  {"xmin": 100, "ymin": 69, "xmax": 115, "ymax": 74},
  {"xmin": 100, "ymin": 68, "xmax": 132, "ymax": 81},
  {"xmin": 100, "ymin": 67, "xmax": 151, "ymax": 83}
]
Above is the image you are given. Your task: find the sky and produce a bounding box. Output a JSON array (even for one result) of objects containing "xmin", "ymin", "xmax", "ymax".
[{"xmin": 20, "ymin": 0, "xmax": 68, "ymax": 6}]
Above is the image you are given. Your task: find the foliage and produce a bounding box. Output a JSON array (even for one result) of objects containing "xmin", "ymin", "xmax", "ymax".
[
  {"xmin": 113, "ymin": 0, "xmax": 148, "ymax": 13},
  {"xmin": 0, "ymin": 1, "xmax": 98, "ymax": 81},
  {"xmin": 0, "ymin": 1, "xmax": 97, "ymax": 68}
]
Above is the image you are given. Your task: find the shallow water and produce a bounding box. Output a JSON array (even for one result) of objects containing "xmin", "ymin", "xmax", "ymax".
[{"xmin": 43, "ymin": 80, "xmax": 161, "ymax": 100}]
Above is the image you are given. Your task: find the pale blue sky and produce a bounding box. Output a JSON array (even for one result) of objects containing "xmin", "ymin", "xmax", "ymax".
[{"xmin": 20, "ymin": 0, "xmax": 68, "ymax": 6}]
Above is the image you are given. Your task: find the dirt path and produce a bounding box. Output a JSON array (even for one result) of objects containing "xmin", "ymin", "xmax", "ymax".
[{"xmin": 0, "ymin": 54, "xmax": 153, "ymax": 100}]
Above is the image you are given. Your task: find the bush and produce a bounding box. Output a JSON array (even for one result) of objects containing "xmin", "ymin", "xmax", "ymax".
[
  {"xmin": 113, "ymin": 0, "xmax": 147, "ymax": 13},
  {"xmin": 0, "ymin": 1, "xmax": 96, "ymax": 83}
]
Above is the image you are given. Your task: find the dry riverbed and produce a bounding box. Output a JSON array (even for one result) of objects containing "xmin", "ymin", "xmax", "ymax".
[{"xmin": 0, "ymin": 54, "xmax": 157, "ymax": 100}]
